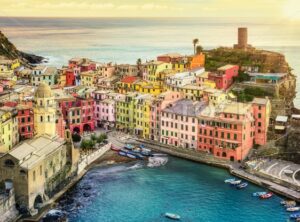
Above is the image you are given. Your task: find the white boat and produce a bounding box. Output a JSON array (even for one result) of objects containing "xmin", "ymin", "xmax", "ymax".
[
  {"xmin": 224, "ymin": 178, "xmax": 236, "ymax": 183},
  {"xmin": 230, "ymin": 180, "xmax": 242, "ymax": 185},
  {"xmin": 287, "ymin": 207, "xmax": 300, "ymax": 212},
  {"xmin": 165, "ymin": 212, "xmax": 181, "ymax": 220}
]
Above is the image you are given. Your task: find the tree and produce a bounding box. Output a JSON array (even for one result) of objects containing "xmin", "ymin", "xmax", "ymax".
[
  {"xmin": 136, "ymin": 58, "xmax": 142, "ymax": 77},
  {"xmin": 196, "ymin": 45, "xmax": 203, "ymax": 55},
  {"xmin": 193, "ymin": 38, "xmax": 199, "ymax": 55},
  {"xmin": 72, "ymin": 133, "xmax": 81, "ymax": 143}
]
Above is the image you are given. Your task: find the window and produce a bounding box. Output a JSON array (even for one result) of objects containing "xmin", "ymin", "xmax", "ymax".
[
  {"xmin": 258, "ymin": 113, "xmax": 262, "ymax": 118},
  {"xmin": 234, "ymin": 134, "xmax": 237, "ymax": 140},
  {"xmin": 40, "ymin": 116, "xmax": 43, "ymax": 122},
  {"xmin": 258, "ymin": 122, "xmax": 261, "ymax": 127},
  {"xmin": 227, "ymin": 133, "xmax": 230, "ymax": 139},
  {"xmin": 33, "ymin": 170, "xmax": 36, "ymax": 181}
]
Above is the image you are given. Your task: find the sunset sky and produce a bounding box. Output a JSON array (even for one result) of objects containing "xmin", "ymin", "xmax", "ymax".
[{"xmin": 0, "ymin": 0, "xmax": 299, "ymax": 20}]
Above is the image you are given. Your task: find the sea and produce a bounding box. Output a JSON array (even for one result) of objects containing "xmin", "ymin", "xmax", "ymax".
[
  {"xmin": 0, "ymin": 17, "xmax": 299, "ymax": 105},
  {"xmin": 56, "ymin": 157, "xmax": 289, "ymax": 222},
  {"xmin": 0, "ymin": 17, "xmax": 298, "ymax": 221}
]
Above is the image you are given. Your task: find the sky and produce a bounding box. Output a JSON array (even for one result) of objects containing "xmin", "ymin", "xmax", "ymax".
[{"xmin": 0, "ymin": 0, "xmax": 299, "ymax": 20}]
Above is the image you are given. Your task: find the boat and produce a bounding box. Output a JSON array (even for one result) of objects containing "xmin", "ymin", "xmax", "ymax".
[
  {"xmin": 290, "ymin": 213, "xmax": 300, "ymax": 219},
  {"xmin": 118, "ymin": 151, "xmax": 127, "ymax": 157},
  {"xmin": 126, "ymin": 153, "xmax": 137, "ymax": 159},
  {"xmin": 283, "ymin": 200, "xmax": 297, "ymax": 208},
  {"xmin": 287, "ymin": 207, "xmax": 300, "ymax": 212},
  {"xmin": 141, "ymin": 148, "xmax": 152, "ymax": 156},
  {"xmin": 152, "ymin": 153, "xmax": 168, "ymax": 157},
  {"xmin": 260, "ymin": 192, "xmax": 273, "ymax": 199},
  {"xmin": 236, "ymin": 182, "xmax": 248, "ymax": 189},
  {"xmin": 230, "ymin": 180, "xmax": 242, "ymax": 185},
  {"xmin": 111, "ymin": 146, "xmax": 121, "ymax": 151},
  {"xmin": 124, "ymin": 144, "xmax": 134, "ymax": 150},
  {"xmin": 252, "ymin": 192, "xmax": 267, "ymax": 197},
  {"xmin": 165, "ymin": 212, "xmax": 181, "ymax": 220},
  {"xmin": 224, "ymin": 178, "xmax": 236, "ymax": 183}
]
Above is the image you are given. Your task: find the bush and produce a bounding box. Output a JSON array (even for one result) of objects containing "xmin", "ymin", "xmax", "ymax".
[
  {"xmin": 91, "ymin": 133, "xmax": 97, "ymax": 141},
  {"xmin": 80, "ymin": 139, "xmax": 95, "ymax": 150},
  {"xmin": 72, "ymin": 133, "xmax": 81, "ymax": 143}
]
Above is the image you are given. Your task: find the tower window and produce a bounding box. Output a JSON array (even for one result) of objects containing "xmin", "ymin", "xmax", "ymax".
[
  {"xmin": 48, "ymin": 116, "xmax": 50, "ymax": 122},
  {"xmin": 40, "ymin": 116, "xmax": 43, "ymax": 122}
]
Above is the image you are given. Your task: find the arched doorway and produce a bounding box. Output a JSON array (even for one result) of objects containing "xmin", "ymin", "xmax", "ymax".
[
  {"xmin": 73, "ymin": 127, "xmax": 80, "ymax": 134},
  {"xmin": 33, "ymin": 194, "xmax": 43, "ymax": 209},
  {"xmin": 230, "ymin": 156, "xmax": 235, "ymax": 162},
  {"xmin": 83, "ymin": 124, "xmax": 91, "ymax": 132},
  {"xmin": 222, "ymin": 152, "xmax": 227, "ymax": 158}
]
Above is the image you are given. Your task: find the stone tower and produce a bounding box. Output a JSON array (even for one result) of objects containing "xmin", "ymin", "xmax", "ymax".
[
  {"xmin": 33, "ymin": 82, "xmax": 57, "ymax": 137},
  {"xmin": 234, "ymin": 27, "xmax": 253, "ymax": 50}
]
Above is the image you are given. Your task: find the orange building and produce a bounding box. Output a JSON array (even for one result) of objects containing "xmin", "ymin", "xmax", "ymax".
[{"xmin": 190, "ymin": 53, "xmax": 205, "ymax": 69}]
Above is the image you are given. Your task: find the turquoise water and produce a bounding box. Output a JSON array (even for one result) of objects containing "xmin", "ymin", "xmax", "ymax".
[{"xmin": 57, "ymin": 157, "xmax": 289, "ymax": 222}]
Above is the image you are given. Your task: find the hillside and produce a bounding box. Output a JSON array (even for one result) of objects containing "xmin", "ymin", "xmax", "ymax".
[{"xmin": 0, "ymin": 30, "xmax": 44, "ymax": 64}]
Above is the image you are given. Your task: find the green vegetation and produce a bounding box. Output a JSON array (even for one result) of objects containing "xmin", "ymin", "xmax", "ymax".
[
  {"xmin": 233, "ymin": 71, "xmax": 251, "ymax": 83},
  {"xmin": 72, "ymin": 133, "xmax": 81, "ymax": 142},
  {"xmin": 80, "ymin": 133, "xmax": 108, "ymax": 152},
  {"xmin": 232, "ymin": 86, "xmax": 272, "ymax": 102}
]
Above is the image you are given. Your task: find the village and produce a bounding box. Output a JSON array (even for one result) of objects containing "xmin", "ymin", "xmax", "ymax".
[{"xmin": 0, "ymin": 27, "xmax": 300, "ymax": 221}]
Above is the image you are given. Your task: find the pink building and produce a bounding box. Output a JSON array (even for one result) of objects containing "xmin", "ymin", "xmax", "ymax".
[
  {"xmin": 160, "ymin": 99, "xmax": 207, "ymax": 149},
  {"xmin": 92, "ymin": 91, "xmax": 122, "ymax": 129},
  {"xmin": 252, "ymin": 98, "xmax": 270, "ymax": 145},
  {"xmin": 208, "ymin": 65, "xmax": 239, "ymax": 90},
  {"xmin": 198, "ymin": 102, "xmax": 255, "ymax": 161},
  {"xmin": 150, "ymin": 91, "xmax": 182, "ymax": 141}
]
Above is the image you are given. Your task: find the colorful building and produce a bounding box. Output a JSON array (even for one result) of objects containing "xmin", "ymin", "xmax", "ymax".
[
  {"xmin": 31, "ymin": 66, "xmax": 58, "ymax": 87},
  {"xmin": 0, "ymin": 107, "xmax": 18, "ymax": 153},
  {"xmin": 149, "ymin": 91, "xmax": 183, "ymax": 141},
  {"xmin": 160, "ymin": 99, "xmax": 206, "ymax": 149},
  {"xmin": 144, "ymin": 61, "xmax": 173, "ymax": 84},
  {"xmin": 166, "ymin": 67, "xmax": 205, "ymax": 88},
  {"xmin": 208, "ymin": 65, "xmax": 239, "ymax": 90},
  {"xmin": 116, "ymin": 76, "xmax": 140, "ymax": 94},
  {"xmin": 252, "ymin": 98, "xmax": 271, "ymax": 145},
  {"xmin": 81, "ymin": 71, "xmax": 97, "ymax": 87},
  {"xmin": 190, "ymin": 53, "xmax": 205, "ymax": 69},
  {"xmin": 197, "ymin": 102, "xmax": 255, "ymax": 161},
  {"xmin": 157, "ymin": 53, "xmax": 183, "ymax": 63},
  {"xmin": 16, "ymin": 105, "xmax": 34, "ymax": 140}
]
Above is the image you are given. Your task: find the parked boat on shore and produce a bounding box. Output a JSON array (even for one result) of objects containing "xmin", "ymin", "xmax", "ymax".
[
  {"xmin": 111, "ymin": 146, "xmax": 121, "ymax": 151},
  {"xmin": 165, "ymin": 212, "xmax": 181, "ymax": 220},
  {"xmin": 260, "ymin": 192, "xmax": 273, "ymax": 199}
]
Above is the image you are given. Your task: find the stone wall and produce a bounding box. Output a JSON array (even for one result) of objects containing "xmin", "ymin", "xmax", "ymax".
[{"xmin": 0, "ymin": 189, "xmax": 18, "ymax": 222}]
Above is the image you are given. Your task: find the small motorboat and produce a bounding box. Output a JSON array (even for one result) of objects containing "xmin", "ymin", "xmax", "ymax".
[
  {"xmin": 236, "ymin": 182, "xmax": 248, "ymax": 189},
  {"xmin": 283, "ymin": 200, "xmax": 297, "ymax": 208},
  {"xmin": 126, "ymin": 153, "xmax": 137, "ymax": 159},
  {"xmin": 118, "ymin": 151, "xmax": 127, "ymax": 157},
  {"xmin": 230, "ymin": 180, "xmax": 242, "ymax": 185},
  {"xmin": 165, "ymin": 212, "xmax": 181, "ymax": 220},
  {"xmin": 287, "ymin": 207, "xmax": 300, "ymax": 212},
  {"xmin": 111, "ymin": 146, "xmax": 121, "ymax": 151},
  {"xmin": 290, "ymin": 213, "xmax": 300, "ymax": 219},
  {"xmin": 253, "ymin": 192, "xmax": 267, "ymax": 197},
  {"xmin": 260, "ymin": 192, "xmax": 273, "ymax": 199},
  {"xmin": 124, "ymin": 144, "xmax": 134, "ymax": 150},
  {"xmin": 224, "ymin": 178, "xmax": 236, "ymax": 183}
]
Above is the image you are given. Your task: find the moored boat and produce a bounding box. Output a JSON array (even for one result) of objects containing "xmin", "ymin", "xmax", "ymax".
[
  {"xmin": 224, "ymin": 178, "xmax": 236, "ymax": 183},
  {"xmin": 230, "ymin": 180, "xmax": 242, "ymax": 185},
  {"xmin": 253, "ymin": 192, "xmax": 267, "ymax": 197},
  {"xmin": 287, "ymin": 207, "xmax": 300, "ymax": 212},
  {"xmin": 124, "ymin": 144, "xmax": 134, "ymax": 150},
  {"xmin": 236, "ymin": 182, "xmax": 248, "ymax": 189},
  {"xmin": 165, "ymin": 212, "xmax": 181, "ymax": 220},
  {"xmin": 260, "ymin": 192, "xmax": 273, "ymax": 199},
  {"xmin": 118, "ymin": 151, "xmax": 127, "ymax": 157},
  {"xmin": 290, "ymin": 213, "xmax": 300, "ymax": 219}
]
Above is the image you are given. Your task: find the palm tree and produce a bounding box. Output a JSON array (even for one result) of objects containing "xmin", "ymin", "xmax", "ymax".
[
  {"xmin": 193, "ymin": 38, "xmax": 199, "ymax": 55},
  {"xmin": 136, "ymin": 58, "xmax": 142, "ymax": 76},
  {"xmin": 196, "ymin": 45, "xmax": 203, "ymax": 55}
]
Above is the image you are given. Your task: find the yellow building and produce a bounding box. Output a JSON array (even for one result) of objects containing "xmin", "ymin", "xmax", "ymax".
[
  {"xmin": 196, "ymin": 71, "xmax": 216, "ymax": 89},
  {"xmin": 134, "ymin": 81, "xmax": 165, "ymax": 95},
  {"xmin": 34, "ymin": 83, "xmax": 57, "ymax": 137},
  {"xmin": 133, "ymin": 94, "xmax": 153, "ymax": 138},
  {"xmin": 172, "ymin": 62, "xmax": 188, "ymax": 73},
  {"xmin": 81, "ymin": 71, "xmax": 97, "ymax": 87},
  {"xmin": 203, "ymin": 88, "xmax": 229, "ymax": 106},
  {"xmin": 58, "ymin": 71, "xmax": 66, "ymax": 87},
  {"xmin": 145, "ymin": 61, "xmax": 173, "ymax": 84},
  {"xmin": 0, "ymin": 107, "xmax": 18, "ymax": 153}
]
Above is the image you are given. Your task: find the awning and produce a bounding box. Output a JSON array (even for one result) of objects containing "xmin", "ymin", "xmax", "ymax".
[{"xmin": 275, "ymin": 125, "xmax": 285, "ymax": 130}]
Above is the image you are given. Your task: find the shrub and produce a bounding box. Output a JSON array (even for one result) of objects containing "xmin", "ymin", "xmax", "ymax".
[{"xmin": 72, "ymin": 133, "xmax": 81, "ymax": 143}]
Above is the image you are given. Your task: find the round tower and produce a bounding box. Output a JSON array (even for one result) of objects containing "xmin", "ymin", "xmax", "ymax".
[
  {"xmin": 238, "ymin": 27, "xmax": 248, "ymax": 48},
  {"xmin": 33, "ymin": 82, "xmax": 57, "ymax": 137}
]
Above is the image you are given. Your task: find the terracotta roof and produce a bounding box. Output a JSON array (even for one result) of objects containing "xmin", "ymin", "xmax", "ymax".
[{"xmin": 121, "ymin": 76, "xmax": 138, "ymax": 84}]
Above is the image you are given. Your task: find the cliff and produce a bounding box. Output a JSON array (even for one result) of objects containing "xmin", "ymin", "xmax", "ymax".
[{"xmin": 0, "ymin": 30, "xmax": 44, "ymax": 65}]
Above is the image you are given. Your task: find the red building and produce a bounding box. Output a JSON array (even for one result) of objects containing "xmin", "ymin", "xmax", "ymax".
[
  {"xmin": 65, "ymin": 69, "xmax": 76, "ymax": 86},
  {"xmin": 208, "ymin": 65, "xmax": 239, "ymax": 90},
  {"xmin": 157, "ymin": 53, "xmax": 183, "ymax": 63},
  {"xmin": 58, "ymin": 96, "xmax": 95, "ymax": 135}
]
